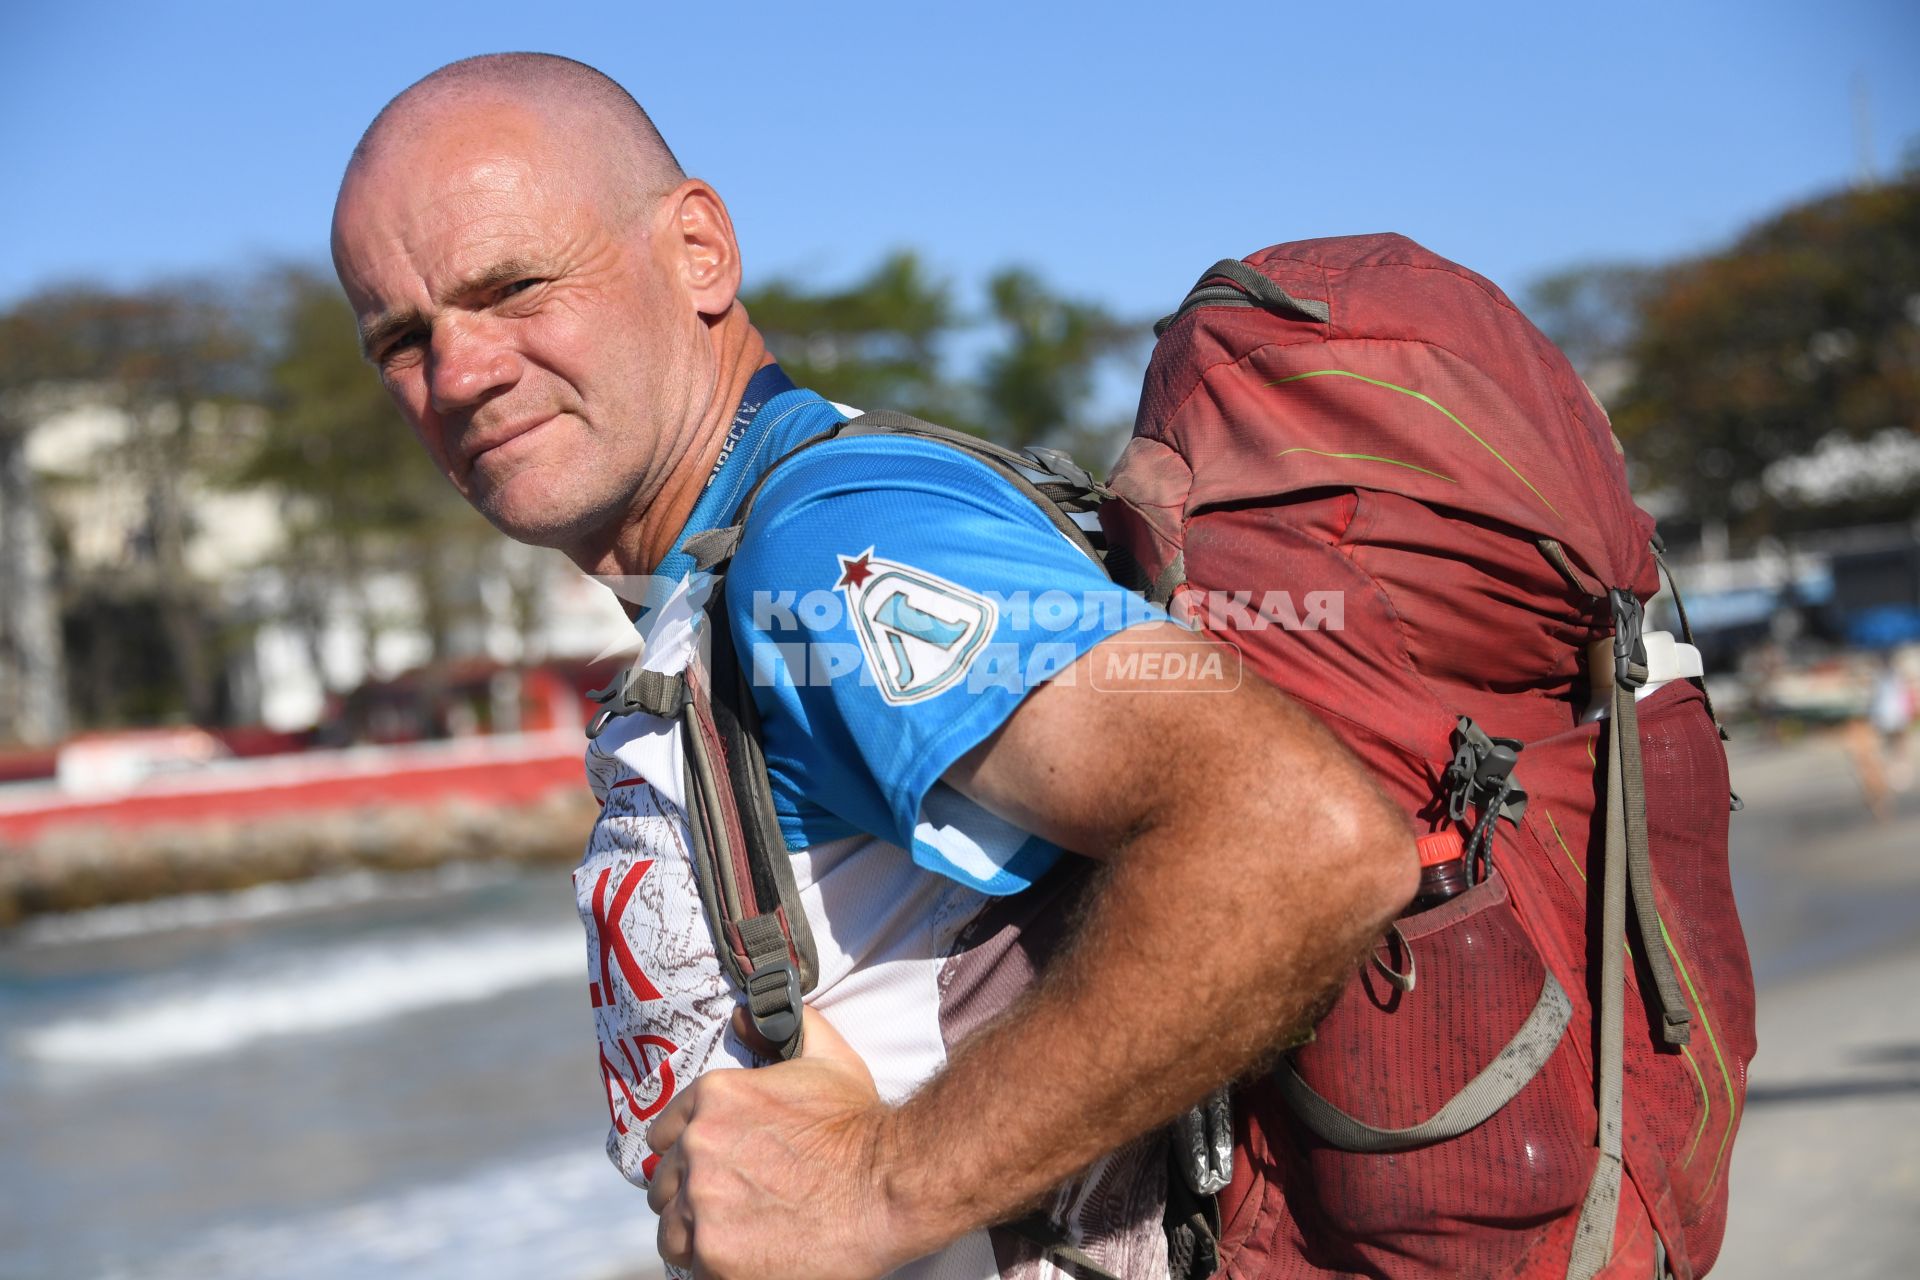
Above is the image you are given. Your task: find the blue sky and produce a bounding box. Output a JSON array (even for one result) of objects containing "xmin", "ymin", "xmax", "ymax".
[{"xmin": 4, "ymin": 0, "xmax": 1917, "ymax": 322}]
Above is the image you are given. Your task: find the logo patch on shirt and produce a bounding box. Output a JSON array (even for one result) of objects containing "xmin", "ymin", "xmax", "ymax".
[{"xmin": 835, "ymin": 548, "xmax": 996, "ymax": 704}]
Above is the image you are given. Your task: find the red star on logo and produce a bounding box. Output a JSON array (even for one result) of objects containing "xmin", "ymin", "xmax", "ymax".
[{"xmin": 837, "ymin": 552, "xmax": 875, "ymax": 589}]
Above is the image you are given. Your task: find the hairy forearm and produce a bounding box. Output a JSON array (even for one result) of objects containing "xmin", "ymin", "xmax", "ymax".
[{"xmin": 878, "ymin": 702, "xmax": 1413, "ymax": 1250}]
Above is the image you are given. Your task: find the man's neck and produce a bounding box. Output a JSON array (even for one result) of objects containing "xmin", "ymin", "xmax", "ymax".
[{"xmin": 569, "ymin": 315, "xmax": 775, "ymax": 581}]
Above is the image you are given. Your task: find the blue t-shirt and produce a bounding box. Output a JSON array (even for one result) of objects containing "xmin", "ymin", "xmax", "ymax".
[{"xmin": 657, "ymin": 366, "xmax": 1159, "ymax": 896}]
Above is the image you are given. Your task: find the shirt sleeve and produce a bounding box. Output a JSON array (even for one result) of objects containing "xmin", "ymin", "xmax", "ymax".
[{"xmin": 723, "ymin": 436, "xmax": 1164, "ymax": 895}]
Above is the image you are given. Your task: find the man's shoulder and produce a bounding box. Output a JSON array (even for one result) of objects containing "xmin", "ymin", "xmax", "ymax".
[
  {"xmin": 726, "ymin": 430, "xmax": 1071, "ymax": 592},
  {"xmin": 748, "ymin": 430, "xmax": 1045, "ymax": 524}
]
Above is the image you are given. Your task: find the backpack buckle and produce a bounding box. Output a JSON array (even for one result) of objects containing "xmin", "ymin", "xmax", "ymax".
[
  {"xmin": 1442, "ymin": 718, "xmax": 1525, "ymax": 824},
  {"xmin": 1609, "ymin": 588, "xmax": 1648, "ymax": 691},
  {"xmin": 744, "ymin": 955, "xmax": 805, "ymax": 1059},
  {"xmin": 584, "ymin": 667, "xmax": 689, "ymax": 739},
  {"xmin": 1441, "ymin": 718, "xmax": 1529, "ymax": 883},
  {"xmin": 1022, "ymin": 446, "xmax": 1097, "ymax": 491}
]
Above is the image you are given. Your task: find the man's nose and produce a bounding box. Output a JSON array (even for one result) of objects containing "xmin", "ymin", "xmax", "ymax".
[{"xmin": 428, "ymin": 319, "xmax": 521, "ymax": 413}]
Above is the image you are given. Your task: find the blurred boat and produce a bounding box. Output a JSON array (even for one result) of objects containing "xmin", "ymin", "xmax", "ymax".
[{"xmin": 0, "ymin": 729, "xmax": 585, "ymax": 844}]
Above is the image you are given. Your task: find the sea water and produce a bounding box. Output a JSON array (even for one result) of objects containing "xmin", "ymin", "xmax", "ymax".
[{"xmin": 0, "ymin": 863, "xmax": 661, "ymax": 1280}]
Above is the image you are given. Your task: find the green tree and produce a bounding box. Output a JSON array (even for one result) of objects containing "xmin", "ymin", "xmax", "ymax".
[
  {"xmin": 1523, "ymin": 262, "xmax": 1658, "ymax": 381},
  {"xmin": 744, "ymin": 252, "xmax": 1145, "ymax": 457},
  {"xmin": 240, "ymin": 267, "xmax": 496, "ymax": 680},
  {"xmin": 979, "ymin": 266, "xmax": 1141, "ymax": 453},
  {"xmin": 743, "ymin": 251, "xmax": 968, "ymax": 426},
  {"xmin": 0, "ymin": 281, "xmax": 257, "ymax": 725},
  {"xmin": 1612, "ymin": 175, "xmax": 1920, "ymax": 538},
  {"xmin": 0, "ymin": 298, "xmax": 83, "ymax": 742}
]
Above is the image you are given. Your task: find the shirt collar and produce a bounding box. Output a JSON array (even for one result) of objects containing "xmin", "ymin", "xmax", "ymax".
[{"xmin": 642, "ymin": 364, "xmax": 846, "ymax": 613}]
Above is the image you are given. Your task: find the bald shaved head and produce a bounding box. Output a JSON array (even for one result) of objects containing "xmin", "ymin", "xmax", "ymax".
[
  {"xmin": 347, "ymin": 52, "xmax": 685, "ymax": 221},
  {"xmin": 330, "ymin": 54, "xmax": 766, "ymax": 573}
]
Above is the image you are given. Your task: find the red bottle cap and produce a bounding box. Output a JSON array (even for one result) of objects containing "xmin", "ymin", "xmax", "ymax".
[{"xmin": 1416, "ymin": 830, "xmax": 1465, "ymax": 868}]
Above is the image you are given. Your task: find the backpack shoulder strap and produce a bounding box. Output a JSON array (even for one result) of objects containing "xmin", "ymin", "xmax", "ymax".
[
  {"xmin": 616, "ymin": 412, "xmax": 1111, "ymax": 1061},
  {"xmin": 683, "ymin": 411, "xmax": 1112, "ymax": 574},
  {"xmin": 585, "ymin": 616, "xmax": 819, "ymax": 1061}
]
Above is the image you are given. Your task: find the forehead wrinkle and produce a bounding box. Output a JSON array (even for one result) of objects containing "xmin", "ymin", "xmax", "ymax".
[
  {"xmin": 345, "ymin": 161, "xmax": 550, "ymax": 351},
  {"xmin": 357, "ymin": 253, "xmax": 548, "ymax": 358}
]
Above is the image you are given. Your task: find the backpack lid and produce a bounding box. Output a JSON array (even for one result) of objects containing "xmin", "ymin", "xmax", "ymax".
[{"xmin": 1139, "ymin": 234, "xmax": 1657, "ymax": 600}]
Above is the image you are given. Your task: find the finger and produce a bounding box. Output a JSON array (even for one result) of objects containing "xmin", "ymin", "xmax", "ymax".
[
  {"xmin": 647, "ymin": 1078, "xmax": 697, "ymax": 1154},
  {"xmin": 794, "ymin": 1002, "xmax": 874, "ymax": 1085},
  {"xmin": 656, "ymin": 1195, "xmax": 694, "ymax": 1269},
  {"xmin": 728, "ymin": 1001, "xmax": 784, "ymax": 1060},
  {"xmin": 645, "ymin": 1143, "xmax": 684, "ymax": 1215}
]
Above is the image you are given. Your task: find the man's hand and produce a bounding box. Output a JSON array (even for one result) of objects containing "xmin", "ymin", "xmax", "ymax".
[
  {"xmin": 654, "ymin": 621, "xmax": 1416, "ymax": 1274},
  {"xmin": 647, "ymin": 1005, "xmax": 923, "ymax": 1280}
]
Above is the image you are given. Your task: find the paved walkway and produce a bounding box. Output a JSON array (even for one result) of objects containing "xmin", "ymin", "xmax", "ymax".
[
  {"xmin": 1715, "ymin": 731, "xmax": 1920, "ymax": 1278},
  {"xmin": 596, "ymin": 731, "xmax": 1920, "ymax": 1279}
]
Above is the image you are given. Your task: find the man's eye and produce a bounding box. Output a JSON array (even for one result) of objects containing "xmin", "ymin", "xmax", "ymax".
[
  {"xmin": 502, "ymin": 278, "xmax": 542, "ymax": 297},
  {"xmin": 376, "ymin": 331, "xmax": 425, "ymax": 365}
]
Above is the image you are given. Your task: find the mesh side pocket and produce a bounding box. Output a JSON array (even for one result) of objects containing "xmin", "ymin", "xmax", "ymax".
[{"xmin": 1276, "ymin": 868, "xmax": 1596, "ymax": 1278}]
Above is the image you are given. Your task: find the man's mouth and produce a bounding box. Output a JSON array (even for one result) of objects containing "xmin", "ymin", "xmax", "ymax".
[{"xmin": 464, "ymin": 414, "xmax": 559, "ymax": 475}]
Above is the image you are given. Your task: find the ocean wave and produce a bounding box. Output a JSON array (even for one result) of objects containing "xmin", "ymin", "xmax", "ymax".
[
  {"xmin": 6, "ymin": 862, "xmax": 529, "ymax": 946},
  {"xmin": 17, "ymin": 920, "xmax": 585, "ymax": 1071},
  {"xmin": 90, "ymin": 1145, "xmax": 660, "ymax": 1280}
]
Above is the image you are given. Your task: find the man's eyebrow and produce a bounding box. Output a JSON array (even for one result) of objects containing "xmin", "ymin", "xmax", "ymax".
[
  {"xmin": 453, "ymin": 258, "xmax": 544, "ymax": 299},
  {"xmin": 359, "ymin": 306, "xmax": 425, "ymax": 361},
  {"xmin": 357, "ymin": 260, "xmax": 545, "ymax": 359}
]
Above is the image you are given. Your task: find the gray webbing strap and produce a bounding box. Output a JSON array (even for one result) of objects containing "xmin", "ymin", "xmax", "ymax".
[
  {"xmin": 679, "ymin": 679, "xmax": 744, "ymax": 926},
  {"xmin": 683, "ymin": 525, "xmax": 741, "ymax": 572},
  {"xmin": 836, "ymin": 411, "xmax": 1106, "ymax": 556},
  {"xmin": 1608, "ymin": 592, "xmax": 1692, "ymax": 1049},
  {"xmin": 585, "ymin": 668, "xmax": 688, "ymax": 739},
  {"xmin": 1153, "ymin": 259, "xmax": 1333, "ymax": 337},
  {"xmin": 738, "ymin": 910, "xmax": 806, "ymax": 1060},
  {"xmin": 705, "ymin": 593, "xmax": 819, "ymax": 989},
  {"xmin": 835, "ymin": 412, "xmax": 1061, "ymax": 487},
  {"xmin": 1623, "ymin": 713, "xmax": 1691, "ymax": 1050},
  {"xmin": 1201, "ymin": 259, "xmax": 1332, "ymax": 324},
  {"xmin": 689, "ymin": 411, "xmax": 1106, "ymax": 579},
  {"xmin": 1568, "ymin": 677, "xmax": 1635, "ymax": 1279},
  {"xmin": 1275, "ymin": 969, "xmax": 1572, "ymax": 1153},
  {"xmin": 669, "ymin": 408, "xmax": 1108, "ymax": 1067},
  {"xmin": 626, "ymin": 669, "xmax": 687, "ymax": 718},
  {"xmin": 676, "ymin": 648, "xmax": 810, "ymax": 1061},
  {"xmin": 1538, "ymin": 538, "xmax": 1603, "ymax": 600},
  {"xmin": 1147, "ymin": 552, "xmax": 1187, "ymax": 608},
  {"xmin": 1005, "ymin": 1214, "xmax": 1124, "ymax": 1280}
]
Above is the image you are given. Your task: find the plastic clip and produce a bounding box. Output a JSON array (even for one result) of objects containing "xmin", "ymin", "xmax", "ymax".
[
  {"xmin": 1441, "ymin": 718, "xmax": 1528, "ymax": 883},
  {"xmin": 1443, "ymin": 718, "xmax": 1524, "ymax": 822},
  {"xmin": 745, "ymin": 956, "xmax": 805, "ymax": 1058},
  {"xmin": 1609, "ymin": 588, "xmax": 1648, "ymax": 691},
  {"xmin": 1022, "ymin": 446, "xmax": 1097, "ymax": 492}
]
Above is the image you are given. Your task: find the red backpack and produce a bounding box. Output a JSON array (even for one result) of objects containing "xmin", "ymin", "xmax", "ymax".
[{"xmin": 1102, "ymin": 234, "xmax": 1756, "ymax": 1279}]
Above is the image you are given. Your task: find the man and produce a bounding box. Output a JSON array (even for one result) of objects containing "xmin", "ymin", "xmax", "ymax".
[{"xmin": 332, "ymin": 53, "xmax": 1414, "ymax": 1280}]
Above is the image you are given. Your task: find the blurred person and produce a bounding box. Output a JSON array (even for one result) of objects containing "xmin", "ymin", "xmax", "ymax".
[
  {"xmin": 1869, "ymin": 651, "xmax": 1915, "ymax": 794},
  {"xmin": 329, "ymin": 52, "xmax": 1412, "ymax": 1280},
  {"xmin": 1842, "ymin": 652, "xmax": 1913, "ymax": 822}
]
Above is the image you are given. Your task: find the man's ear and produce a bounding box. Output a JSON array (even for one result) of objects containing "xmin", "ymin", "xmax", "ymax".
[{"xmin": 657, "ymin": 179, "xmax": 743, "ymax": 319}]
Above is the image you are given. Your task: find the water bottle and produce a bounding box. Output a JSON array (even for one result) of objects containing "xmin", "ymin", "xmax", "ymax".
[{"xmin": 1409, "ymin": 830, "xmax": 1470, "ymax": 912}]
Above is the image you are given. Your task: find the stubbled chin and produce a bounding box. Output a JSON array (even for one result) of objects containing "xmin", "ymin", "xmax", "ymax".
[{"xmin": 474, "ymin": 464, "xmax": 625, "ymax": 552}]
